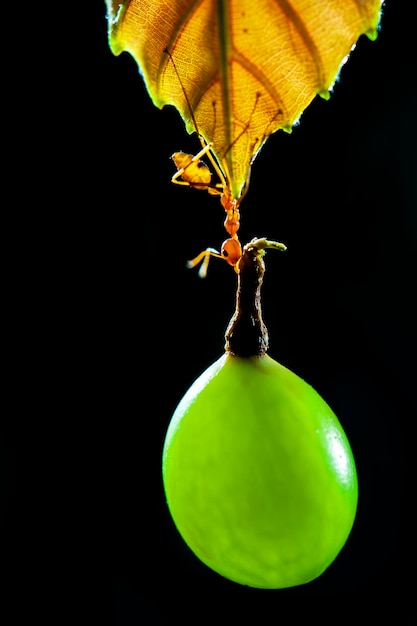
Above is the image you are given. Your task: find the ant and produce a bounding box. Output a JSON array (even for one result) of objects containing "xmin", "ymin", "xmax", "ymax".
[
  {"xmin": 166, "ymin": 48, "xmax": 286, "ymax": 278},
  {"xmin": 171, "ymin": 138, "xmax": 245, "ymax": 278},
  {"xmin": 171, "ymin": 142, "xmax": 286, "ymax": 277}
]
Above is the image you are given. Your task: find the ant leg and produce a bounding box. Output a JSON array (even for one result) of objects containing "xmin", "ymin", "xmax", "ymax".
[
  {"xmin": 186, "ymin": 247, "xmax": 224, "ymax": 279},
  {"xmin": 171, "ymin": 175, "xmax": 194, "ymax": 186},
  {"xmin": 197, "ymin": 137, "xmax": 229, "ymax": 192}
]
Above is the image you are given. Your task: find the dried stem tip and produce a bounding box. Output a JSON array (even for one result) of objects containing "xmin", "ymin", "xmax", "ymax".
[{"xmin": 225, "ymin": 238, "xmax": 286, "ymax": 357}]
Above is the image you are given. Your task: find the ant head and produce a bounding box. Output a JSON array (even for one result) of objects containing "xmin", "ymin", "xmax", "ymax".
[{"xmin": 221, "ymin": 238, "xmax": 242, "ymax": 269}]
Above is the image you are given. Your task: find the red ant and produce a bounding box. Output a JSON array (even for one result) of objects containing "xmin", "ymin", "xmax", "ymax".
[
  {"xmin": 171, "ymin": 139, "xmax": 244, "ymax": 278},
  {"xmin": 166, "ymin": 48, "xmax": 286, "ymax": 277},
  {"xmin": 171, "ymin": 139, "xmax": 286, "ymax": 278}
]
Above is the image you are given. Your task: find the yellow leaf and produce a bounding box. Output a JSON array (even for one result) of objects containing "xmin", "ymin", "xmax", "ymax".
[{"xmin": 105, "ymin": 0, "xmax": 384, "ymax": 201}]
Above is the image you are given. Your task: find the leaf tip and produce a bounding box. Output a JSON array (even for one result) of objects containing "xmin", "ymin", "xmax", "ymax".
[
  {"xmin": 104, "ymin": 0, "xmax": 127, "ymax": 56},
  {"xmin": 318, "ymin": 89, "xmax": 332, "ymax": 101},
  {"xmin": 365, "ymin": 27, "xmax": 379, "ymax": 42}
]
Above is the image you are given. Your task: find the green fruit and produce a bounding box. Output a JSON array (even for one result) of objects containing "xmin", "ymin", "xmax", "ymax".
[{"xmin": 162, "ymin": 353, "xmax": 358, "ymax": 589}]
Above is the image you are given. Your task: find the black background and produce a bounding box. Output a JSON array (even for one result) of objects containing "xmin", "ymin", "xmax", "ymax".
[{"xmin": 3, "ymin": 1, "xmax": 416, "ymax": 624}]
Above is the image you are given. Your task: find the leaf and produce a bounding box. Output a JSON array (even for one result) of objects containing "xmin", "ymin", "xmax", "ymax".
[{"xmin": 105, "ymin": 0, "xmax": 384, "ymax": 200}]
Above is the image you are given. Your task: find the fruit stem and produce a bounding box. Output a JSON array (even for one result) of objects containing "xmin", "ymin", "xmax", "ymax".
[{"xmin": 225, "ymin": 237, "xmax": 286, "ymax": 357}]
